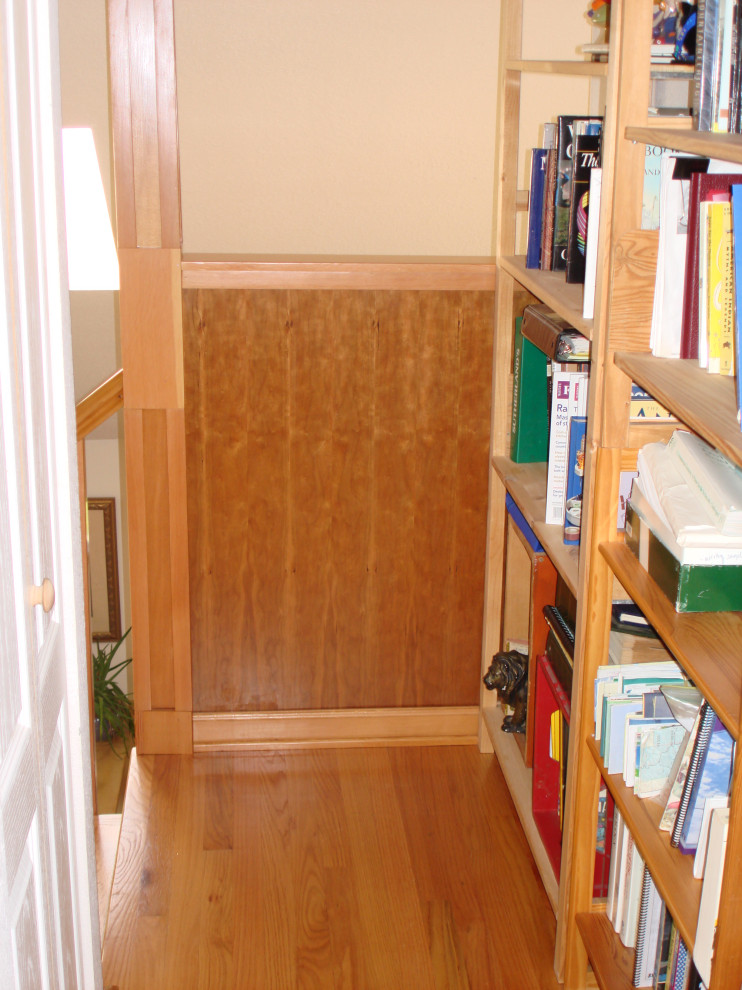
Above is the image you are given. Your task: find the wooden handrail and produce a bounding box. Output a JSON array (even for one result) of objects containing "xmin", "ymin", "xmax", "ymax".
[{"xmin": 76, "ymin": 369, "xmax": 124, "ymax": 441}]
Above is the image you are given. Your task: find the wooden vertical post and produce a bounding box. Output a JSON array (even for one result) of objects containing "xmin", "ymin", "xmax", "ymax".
[{"xmin": 107, "ymin": 0, "xmax": 192, "ymax": 754}]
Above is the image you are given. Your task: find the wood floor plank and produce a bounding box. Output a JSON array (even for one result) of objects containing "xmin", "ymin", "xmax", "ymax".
[
  {"xmin": 336, "ymin": 748, "xmax": 438, "ymax": 989},
  {"xmin": 103, "ymin": 746, "xmax": 561, "ymax": 989}
]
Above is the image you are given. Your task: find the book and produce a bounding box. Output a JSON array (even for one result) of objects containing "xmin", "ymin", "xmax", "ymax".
[
  {"xmin": 731, "ymin": 184, "xmax": 742, "ymax": 426},
  {"xmin": 651, "ymin": 156, "xmax": 710, "ymax": 359},
  {"xmin": 654, "ymin": 902, "xmax": 675, "ymax": 989},
  {"xmin": 693, "ymin": 794, "xmax": 729, "ymax": 878},
  {"xmin": 642, "ymin": 145, "xmax": 672, "ymax": 230},
  {"xmin": 526, "ymin": 149, "xmax": 548, "ymax": 269},
  {"xmin": 563, "ymin": 416, "xmax": 586, "ymax": 546},
  {"xmin": 678, "ymin": 714, "xmax": 733, "ymax": 854},
  {"xmin": 551, "ymin": 115, "xmax": 602, "ymax": 270},
  {"xmin": 694, "ymin": 0, "xmax": 721, "ymax": 131},
  {"xmin": 629, "ymin": 383, "xmax": 675, "ymax": 421},
  {"xmin": 633, "ymin": 865, "xmax": 664, "ymax": 988},
  {"xmin": 693, "ymin": 805, "xmax": 730, "ymax": 985},
  {"xmin": 540, "ymin": 147, "xmax": 558, "ymax": 272},
  {"xmin": 699, "ymin": 200, "xmax": 712, "ymax": 368},
  {"xmin": 521, "ymin": 304, "xmax": 591, "ymax": 361},
  {"xmin": 629, "ymin": 480, "xmax": 742, "ymax": 566},
  {"xmin": 620, "ymin": 837, "xmax": 645, "ymax": 948},
  {"xmin": 510, "ymin": 317, "xmax": 549, "ymax": 463},
  {"xmin": 680, "ymin": 172, "xmax": 742, "ymax": 360},
  {"xmin": 659, "ymin": 709, "xmax": 702, "ymax": 832},
  {"xmin": 606, "ymin": 810, "xmax": 624, "ymax": 926},
  {"xmin": 506, "ymin": 493, "xmax": 544, "ymax": 554},
  {"xmin": 667, "ymin": 430, "xmax": 742, "ymax": 536},
  {"xmin": 636, "ymin": 439, "xmax": 742, "ymax": 549},
  {"xmin": 566, "ymin": 133, "xmax": 601, "ymax": 284},
  {"xmin": 671, "ymin": 702, "xmax": 717, "ymax": 847},
  {"xmin": 705, "ymin": 201, "xmax": 735, "ymax": 374},
  {"xmin": 545, "ymin": 364, "xmax": 573, "ymax": 526},
  {"xmin": 634, "ymin": 721, "xmax": 688, "ymax": 798},
  {"xmin": 582, "ymin": 166, "xmax": 602, "ymax": 320}
]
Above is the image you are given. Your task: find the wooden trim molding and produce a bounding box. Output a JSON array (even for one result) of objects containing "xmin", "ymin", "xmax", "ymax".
[
  {"xmin": 181, "ymin": 257, "xmax": 497, "ymax": 291},
  {"xmin": 76, "ymin": 369, "xmax": 124, "ymax": 441},
  {"xmin": 192, "ymin": 707, "xmax": 479, "ymax": 753},
  {"xmin": 138, "ymin": 710, "xmax": 192, "ymax": 754}
]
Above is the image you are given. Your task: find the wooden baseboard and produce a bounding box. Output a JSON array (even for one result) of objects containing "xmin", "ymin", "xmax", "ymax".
[{"xmin": 192, "ymin": 706, "xmax": 479, "ymax": 752}]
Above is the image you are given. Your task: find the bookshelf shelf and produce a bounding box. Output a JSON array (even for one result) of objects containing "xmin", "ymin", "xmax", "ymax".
[
  {"xmin": 492, "ymin": 457, "xmax": 580, "ymax": 596},
  {"xmin": 586, "ymin": 737, "xmax": 702, "ymax": 953},
  {"xmin": 575, "ymin": 909, "xmax": 635, "ymax": 990},
  {"xmin": 599, "ymin": 541, "xmax": 742, "ymax": 740},
  {"xmin": 481, "ymin": 704, "xmax": 559, "ymax": 912},
  {"xmin": 505, "ymin": 58, "xmax": 609, "ymax": 78},
  {"xmin": 613, "ymin": 352, "xmax": 742, "ymax": 470},
  {"xmin": 624, "ymin": 125, "xmax": 742, "ymax": 164},
  {"xmin": 498, "ymin": 256, "xmax": 594, "ymax": 336}
]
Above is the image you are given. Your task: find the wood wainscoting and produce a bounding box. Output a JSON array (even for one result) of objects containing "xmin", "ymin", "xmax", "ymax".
[{"xmin": 182, "ymin": 262, "xmax": 495, "ymax": 741}]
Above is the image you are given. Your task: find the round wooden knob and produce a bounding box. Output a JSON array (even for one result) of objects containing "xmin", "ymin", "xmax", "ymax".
[{"xmin": 30, "ymin": 578, "xmax": 55, "ymax": 613}]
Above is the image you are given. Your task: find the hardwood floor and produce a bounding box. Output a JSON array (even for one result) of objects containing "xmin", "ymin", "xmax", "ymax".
[{"xmin": 102, "ymin": 746, "xmax": 561, "ymax": 989}]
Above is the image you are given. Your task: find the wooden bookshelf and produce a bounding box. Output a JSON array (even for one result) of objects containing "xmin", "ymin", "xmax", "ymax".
[
  {"xmin": 575, "ymin": 910, "xmax": 635, "ymax": 990},
  {"xmin": 600, "ymin": 542, "xmax": 742, "ymax": 740},
  {"xmin": 499, "ymin": 257, "xmax": 594, "ymax": 336},
  {"xmin": 492, "ymin": 457, "xmax": 580, "ymax": 597},
  {"xmin": 613, "ymin": 352, "xmax": 742, "ymax": 469},
  {"xmin": 625, "ymin": 125, "xmax": 742, "ymax": 165},
  {"xmin": 482, "ymin": 704, "xmax": 559, "ymax": 913},
  {"xmin": 587, "ymin": 738, "xmax": 702, "ymax": 952},
  {"xmin": 483, "ymin": 1, "xmax": 742, "ymax": 988}
]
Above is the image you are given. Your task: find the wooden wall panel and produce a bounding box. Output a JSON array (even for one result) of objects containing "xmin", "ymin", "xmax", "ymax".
[{"xmin": 184, "ymin": 288, "xmax": 494, "ymax": 713}]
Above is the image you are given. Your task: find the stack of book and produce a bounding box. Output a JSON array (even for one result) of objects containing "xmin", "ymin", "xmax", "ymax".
[
  {"xmin": 525, "ymin": 115, "xmax": 603, "ymax": 318},
  {"xmin": 650, "ymin": 155, "xmax": 742, "ymax": 425},
  {"xmin": 599, "ymin": 676, "xmax": 734, "ymax": 989},
  {"xmin": 625, "ymin": 431, "xmax": 742, "ymax": 612}
]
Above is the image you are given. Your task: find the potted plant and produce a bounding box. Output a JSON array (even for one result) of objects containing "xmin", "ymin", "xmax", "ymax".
[{"xmin": 92, "ymin": 627, "xmax": 134, "ymax": 754}]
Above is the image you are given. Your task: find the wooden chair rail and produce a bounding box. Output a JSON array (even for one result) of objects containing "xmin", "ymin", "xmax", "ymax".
[{"xmin": 76, "ymin": 369, "xmax": 124, "ymax": 441}]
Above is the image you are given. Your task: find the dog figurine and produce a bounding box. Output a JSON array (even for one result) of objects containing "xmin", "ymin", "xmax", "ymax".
[{"xmin": 482, "ymin": 649, "xmax": 528, "ymax": 733}]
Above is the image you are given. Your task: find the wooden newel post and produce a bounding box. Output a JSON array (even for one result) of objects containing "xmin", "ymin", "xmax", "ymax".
[{"xmin": 108, "ymin": 0, "xmax": 192, "ymax": 754}]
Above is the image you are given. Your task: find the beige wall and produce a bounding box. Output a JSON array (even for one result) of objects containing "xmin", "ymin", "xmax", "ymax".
[
  {"xmin": 174, "ymin": 0, "xmax": 591, "ymax": 257},
  {"xmin": 59, "ymin": 0, "xmax": 592, "ymax": 260}
]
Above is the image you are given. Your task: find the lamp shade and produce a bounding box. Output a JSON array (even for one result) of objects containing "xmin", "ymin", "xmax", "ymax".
[{"xmin": 62, "ymin": 128, "xmax": 119, "ymax": 290}]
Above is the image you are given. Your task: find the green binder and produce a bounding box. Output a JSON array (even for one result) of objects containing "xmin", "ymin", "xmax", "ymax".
[{"xmin": 510, "ymin": 317, "xmax": 548, "ymax": 463}]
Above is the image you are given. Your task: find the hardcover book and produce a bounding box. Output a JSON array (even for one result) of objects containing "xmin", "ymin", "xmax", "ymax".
[
  {"xmin": 510, "ymin": 317, "xmax": 549, "ymax": 463},
  {"xmin": 540, "ymin": 147, "xmax": 558, "ymax": 272},
  {"xmin": 566, "ymin": 133, "xmax": 601, "ymax": 284},
  {"xmin": 732, "ymin": 184, "xmax": 742, "ymax": 426},
  {"xmin": 551, "ymin": 115, "xmax": 602, "ymax": 271},
  {"xmin": 563, "ymin": 416, "xmax": 587, "ymax": 546},
  {"xmin": 526, "ymin": 149, "xmax": 547, "ymax": 269},
  {"xmin": 680, "ymin": 172, "xmax": 742, "ymax": 360},
  {"xmin": 705, "ymin": 200, "xmax": 735, "ymax": 374},
  {"xmin": 678, "ymin": 715, "xmax": 734, "ymax": 854}
]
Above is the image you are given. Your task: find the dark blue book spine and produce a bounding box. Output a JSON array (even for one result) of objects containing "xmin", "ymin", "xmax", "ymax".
[{"xmin": 526, "ymin": 149, "xmax": 547, "ymax": 269}]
